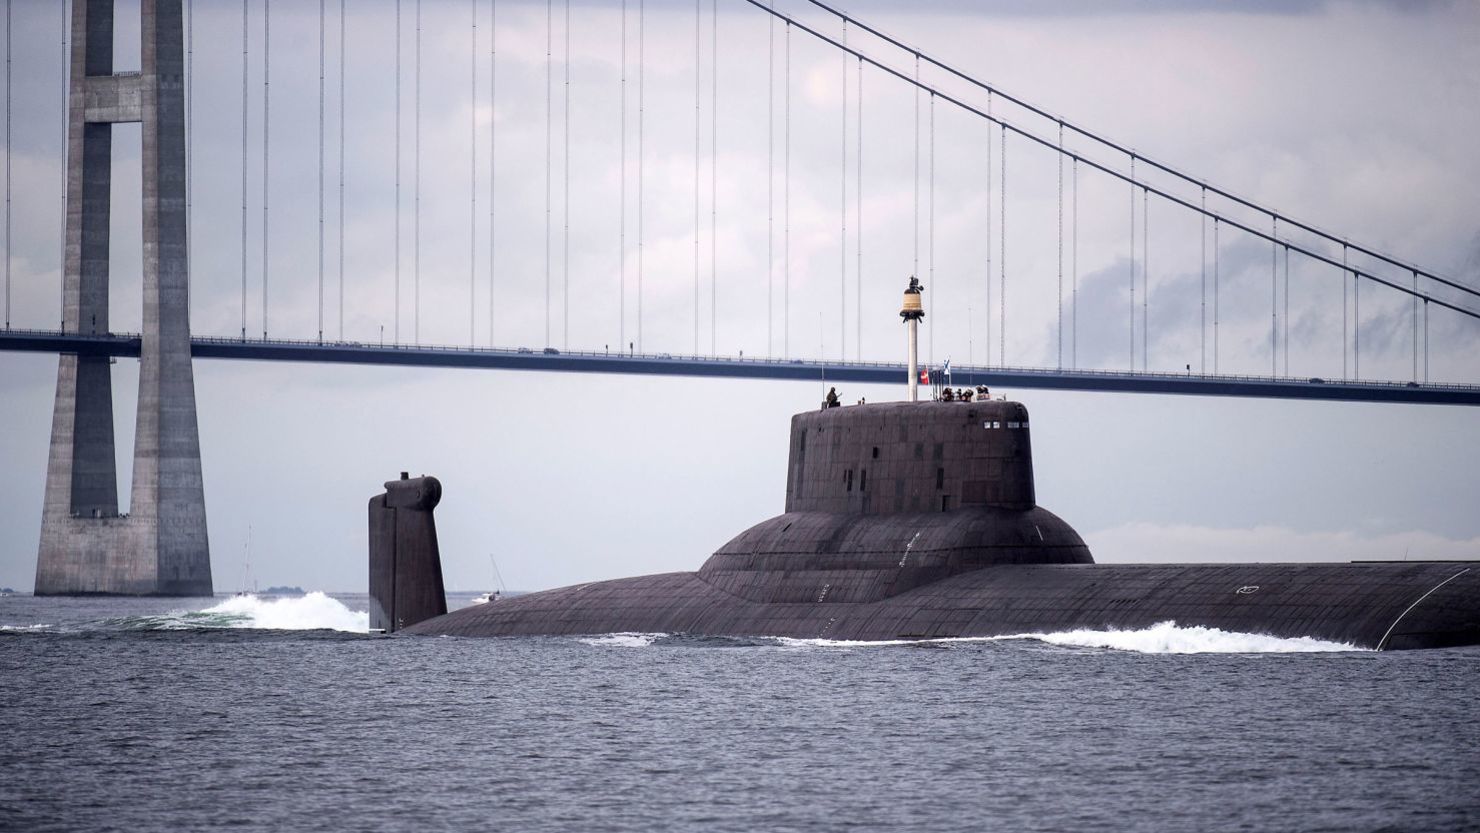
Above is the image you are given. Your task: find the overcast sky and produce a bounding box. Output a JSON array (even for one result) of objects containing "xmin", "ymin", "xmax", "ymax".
[{"xmin": 2, "ymin": 0, "xmax": 1478, "ymax": 593}]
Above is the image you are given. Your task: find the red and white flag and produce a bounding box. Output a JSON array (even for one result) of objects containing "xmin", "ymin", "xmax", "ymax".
[{"xmin": 919, "ymin": 368, "xmax": 930, "ymax": 385}]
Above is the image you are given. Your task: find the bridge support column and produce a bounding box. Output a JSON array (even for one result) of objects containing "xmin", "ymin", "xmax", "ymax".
[{"xmin": 35, "ymin": 0, "xmax": 211, "ymax": 596}]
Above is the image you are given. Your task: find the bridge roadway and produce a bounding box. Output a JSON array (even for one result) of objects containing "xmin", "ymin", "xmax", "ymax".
[{"xmin": 2, "ymin": 328, "xmax": 1477, "ymax": 406}]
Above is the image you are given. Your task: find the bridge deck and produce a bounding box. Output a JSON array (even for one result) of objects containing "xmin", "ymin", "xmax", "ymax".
[{"xmin": 3, "ymin": 329, "xmax": 1477, "ymax": 405}]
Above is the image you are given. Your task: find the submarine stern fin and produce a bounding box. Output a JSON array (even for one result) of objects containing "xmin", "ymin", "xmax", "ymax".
[{"xmin": 368, "ymin": 473, "xmax": 448, "ymax": 633}]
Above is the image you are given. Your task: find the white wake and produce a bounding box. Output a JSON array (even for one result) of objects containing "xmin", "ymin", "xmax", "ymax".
[
  {"xmin": 578, "ymin": 632, "xmax": 664, "ymax": 647},
  {"xmin": 1008, "ymin": 621, "xmax": 1360, "ymax": 654},
  {"xmin": 195, "ymin": 592, "xmax": 368, "ymax": 632},
  {"xmin": 777, "ymin": 621, "xmax": 1362, "ymax": 654}
]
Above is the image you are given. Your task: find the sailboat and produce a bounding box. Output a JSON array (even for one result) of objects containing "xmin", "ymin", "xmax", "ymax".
[{"xmin": 473, "ymin": 554, "xmax": 506, "ymax": 604}]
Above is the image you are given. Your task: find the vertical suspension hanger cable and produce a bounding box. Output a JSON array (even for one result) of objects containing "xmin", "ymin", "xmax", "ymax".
[
  {"xmin": 1408, "ymin": 270, "xmax": 1420, "ymax": 381},
  {"xmin": 1072, "ymin": 156, "xmax": 1078, "ymax": 370},
  {"xmin": 318, "ymin": 0, "xmax": 325, "ymax": 343},
  {"xmin": 262, "ymin": 0, "xmax": 270, "ymax": 339},
  {"xmin": 839, "ymin": 20, "xmax": 846, "ymax": 360},
  {"xmin": 1056, "ymin": 122, "xmax": 1063, "ymax": 370},
  {"xmin": 783, "ymin": 20, "xmax": 790, "ymax": 357},
  {"xmin": 1283, "ymin": 245, "xmax": 1289, "ymax": 376},
  {"xmin": 394, "ymin": 0, "xmax": 401, "ymax": 344},
  {"xmin": 985, "ymin": 92, "xmax": 991, "ymax": 367},
  {"xmin": 187, "ymin": 0, "xmax": 193, "ymax": 323},
  {"xmin": 58, "ymin": 0, "xmax": 67, "ymax": 332},
  {"xmin": 693, "ymin": 0, "xmax": 700, "ymax": 354},
  {"xmin": 1142, "ymin": 186, "xmax": 1147, "ymax": 371},
  {"xmin": 637, "ymin": 0, "xmax": 644, "ymax": 351},
  {"xmin": 414, "ymin": 0, "xmax": 421, "ymax": 344},
  {"xmin": 1128, "ymin": 154, "xmax": 1134, "ymax": 370},
  {"xmin": 855, "ymin": 54, "xmax": 862, "ymax": 361},
  {"xmin": 4, "ymin": 0, "xmax": 10, "ymax": 331},
  {"xmin": 339, "ymin": 0, "xmax": 345, "ymax": 340},
  {"xmin": 710, "ymin": 0, "xmax": 717, "ymax": 355},
  {"xmin": 1354, "ymin": 270, "xmax": 1359, "ymax": 379},
  {"xmin": 1423, "ymin": 298, "xmax": 1429, "ymax": 382},
  {"xmin": 1270, "ymin": 217, "xmax": 1277, "ymax": 376},
  {"xmin": 1343, "ymin": 244, "xmax": 1355, "ymax": 381},
  {"xmin": 928, "ymin": 93, "xmax": 934, "ymax": 368},
  {"xmin": 544, "ymin": 0, "xmax": 551, "ymax": 347},
  {"xmin": 912, "ymin": 53, "xmax": 919, "ymax": 281},
  {"xmin": 766, "ymin": 7, "xmax": 773, "ymax": 357},
  {"xmin": 563, "ymin": 0, "xmax": 570, "ymax": 349},
  {"xmin": 999, "ymin": 123, "xmax": 1005, "ymax": 366},
  {"xmin": 1213, "ymin": 217, "xmax": 1220, "ymax": 374},
  {"xmin": 470, "ymin": 0, "xmax": 477, "ymax": 347},
  {"xmin": 490, "ymin": 0, "xmax": 497, "ymax": 345},
  {"xmin": 241, "ymin": 0, "xmax": 249, "ymax": 340},
  {"xmin": 620, "ymin": 0, "xmax": 626, "ymax": 351},
  {"xmin": 1200, "ymin": 187, "xmax": 1205, "ymax": 373}
]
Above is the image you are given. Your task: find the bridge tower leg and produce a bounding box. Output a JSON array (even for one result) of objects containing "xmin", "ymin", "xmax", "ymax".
[{"xmin": 35, "ymin": 0, "xmax": 211, "ymax": 596}]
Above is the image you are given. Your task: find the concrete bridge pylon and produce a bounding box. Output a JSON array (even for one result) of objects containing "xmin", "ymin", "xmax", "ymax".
[{"xmin": 35, "ymin": 0, "xmax": 211, "ymax": 596}]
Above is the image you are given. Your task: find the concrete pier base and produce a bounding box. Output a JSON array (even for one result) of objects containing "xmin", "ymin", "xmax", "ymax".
[{"xmin": 35, "ymin": 0, "xmax": 211, "ymax": 596}]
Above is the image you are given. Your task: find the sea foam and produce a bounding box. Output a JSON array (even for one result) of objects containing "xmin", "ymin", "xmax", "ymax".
[
  {"xmin": 196, "ymin": 592, "xmax": 368, "ymax": 632},
  {"xmin": 777, "ymin": 621, "xmax": 1362, "ymax": 654}
]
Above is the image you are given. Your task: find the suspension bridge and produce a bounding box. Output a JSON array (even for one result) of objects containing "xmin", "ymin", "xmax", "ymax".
[{"xmin": 1, "ymin": 0, "xmax": 1478, "ymax": 594}]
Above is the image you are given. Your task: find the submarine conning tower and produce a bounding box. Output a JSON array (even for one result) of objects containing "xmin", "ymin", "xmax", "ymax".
[
  {"xmin": 699, "ymin": 399, "xmax": 1092, "ymax": 605},
  {"xmin": 786, "ymin": 400, "xmax": 1036, "ymax": 515}
]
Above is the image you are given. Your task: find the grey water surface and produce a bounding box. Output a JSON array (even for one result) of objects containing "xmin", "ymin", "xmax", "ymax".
[{"xmin": 2, "ymin": 592, "xmax": 1478, "ymax": 833}]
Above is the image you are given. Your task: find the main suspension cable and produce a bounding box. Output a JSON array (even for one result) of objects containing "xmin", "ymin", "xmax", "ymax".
[
  {"xmin": 739, "ymin": 1, "xmax": 1479, "ymax": 320},
  {"xmin": 796, "ymin": 0, "xmax": 1477, "ymax": 302}
]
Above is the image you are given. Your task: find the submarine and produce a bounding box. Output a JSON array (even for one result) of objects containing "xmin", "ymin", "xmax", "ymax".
[{"xmin": 370, "ymin": 282, "xmax": 1480, "ymax": 650}]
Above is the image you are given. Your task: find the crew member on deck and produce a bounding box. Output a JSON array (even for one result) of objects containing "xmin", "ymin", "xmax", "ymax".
[{"xmin": 825, "ymin": 387, "xmax": 840, "ymax": 408}]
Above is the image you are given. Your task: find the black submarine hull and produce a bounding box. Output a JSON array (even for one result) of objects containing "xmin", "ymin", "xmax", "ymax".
[
  {"xmin": 380, "ymin": 402, "xmax": 1480, "ymax": 650},
  {"xmin": 404, "ymin": 562, "xmax": 1480, "ymax": 650}
]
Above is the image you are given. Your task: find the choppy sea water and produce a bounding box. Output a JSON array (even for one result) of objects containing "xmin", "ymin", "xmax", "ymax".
[{"xmin": 2, "ymin": 592, "xmax": 1478, "ymax": 832}]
